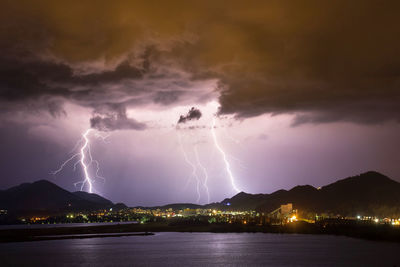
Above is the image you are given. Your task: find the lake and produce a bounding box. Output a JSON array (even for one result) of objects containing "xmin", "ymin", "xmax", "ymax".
[{"xmin": 1, "ymin": 232, "xmax": 399, "ymax": 266}]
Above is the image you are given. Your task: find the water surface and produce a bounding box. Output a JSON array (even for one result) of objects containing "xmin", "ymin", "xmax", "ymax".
[
  {"xmin": 1, "ymin": 232, "xmax": 399, "ymax": 266},
  {"xmin": 0, "ymin": 221, "xmax": 136, "ymax": 230}
]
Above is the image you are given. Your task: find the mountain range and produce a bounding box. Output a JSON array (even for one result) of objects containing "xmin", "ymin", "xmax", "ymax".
[
  {"xmin": 1, "ymin": 171, "xmax": 400, "ymax": 217},
  {"xmin": 210, "ymin": 171, "xmax": 400, "ymax": 217}
]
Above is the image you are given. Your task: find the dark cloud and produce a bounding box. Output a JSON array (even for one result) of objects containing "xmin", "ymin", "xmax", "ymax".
[
  {"xmin": 89, "ymin": 104, "xmax": 146, "ymax": 132},
  {"xmin": 153, "ymin": 91, "xmax": 182, "ymax": 105},
  {"xmin": 208, "ymin": 1, "xmax": 400, "ymax": 124},
  {"xmin": 0, "ymin": 1, "xmax": 400, "ymax": 125},
  {"xmin": 90, "ymin": 115, "xmax": 146, "ymax": 132},
  {"xmin": 0, "ymin": 57, "xmax": 144, "ymax": 102},
  {"xmin": 178, "ymin": 107, "xmax": 202, "ymax": 124}
]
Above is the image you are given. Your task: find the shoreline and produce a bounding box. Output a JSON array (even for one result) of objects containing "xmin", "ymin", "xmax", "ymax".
[{"xmin": 1, "ymin": 221, "xmax": 400, "ymax": 243}]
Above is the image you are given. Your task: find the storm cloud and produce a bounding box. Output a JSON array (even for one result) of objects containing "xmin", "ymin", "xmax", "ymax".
[
  {"xmin": 0, "ymin": 0, "xmax": 400, "ymax": 125},
  {"xmin": 90, "ymin": 104, "xmax": 146, "ymax": 132},
  {"xmin": 178, "ymin": 107, "xmax": 202, "ymax": 124}
]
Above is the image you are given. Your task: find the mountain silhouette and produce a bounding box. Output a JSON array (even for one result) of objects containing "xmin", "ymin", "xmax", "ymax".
[
  {"xmin": 72, "ymin": 191, "xmax": 113, "ymax": 206},
  {"xmin": 0, "ymin": 180, "xmax": 122, "ymax": 216},
  {"xmin": 213, "ymin": 171, "xmax": 400, "ymax": 217}
]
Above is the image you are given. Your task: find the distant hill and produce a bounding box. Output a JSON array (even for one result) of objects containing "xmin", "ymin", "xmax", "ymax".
[
  {"xmin": 0, "ymin": 180, "xmax": 123, "ymax": 216},
  {"xmin": 211, "ymin": 171, "xmax": 400, "ymax": 217},
  {"xmin": 73, "ymin": 191, "xmax": 113, "ymax": 206}
]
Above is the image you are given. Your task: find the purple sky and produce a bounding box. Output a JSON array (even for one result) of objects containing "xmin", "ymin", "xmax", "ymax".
[{"xmin": 1, "ymin": 1, "xmax": 400, "ymax": 206}]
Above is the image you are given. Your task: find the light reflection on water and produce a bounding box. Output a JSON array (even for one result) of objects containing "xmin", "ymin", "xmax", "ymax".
[{"xmin": 1, "ymin": 232, "xmax": 399, "ymax": 266}]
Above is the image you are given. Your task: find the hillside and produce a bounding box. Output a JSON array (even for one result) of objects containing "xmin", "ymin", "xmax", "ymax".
[
  {"xmin": 213, "ymin": 171, "xmax": 400, "ymax": 217},
  {"xmin": 73, "ymin": 191, "xmax": 113, "ymax": 206},
  {"xmin": 0, "ymin": 180, "xmax": 120, "ymax": 216}
]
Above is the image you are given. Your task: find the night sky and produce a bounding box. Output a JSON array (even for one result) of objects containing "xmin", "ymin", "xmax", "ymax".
[{"xmin": 1, "ymin": 1, "xmax": 400, "ymax": 206}]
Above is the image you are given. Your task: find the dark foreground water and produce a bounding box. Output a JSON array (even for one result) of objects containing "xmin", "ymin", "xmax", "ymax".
[
  {"xmin": 1, "ymin": 233, "xmax": 399, "ymax": 266},
  {"xmin": 0, "ymin": 221, "xmax": 137, "ymax": 230}
]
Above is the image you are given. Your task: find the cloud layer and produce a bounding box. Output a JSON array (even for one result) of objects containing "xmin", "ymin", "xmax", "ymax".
[
  {"xmin": 90, "ymin": 104, "xmax": 146, "ymax": 131},
  {"xmin": 1, "ymin": 0, "xmax": 400, "ymax": 125}
]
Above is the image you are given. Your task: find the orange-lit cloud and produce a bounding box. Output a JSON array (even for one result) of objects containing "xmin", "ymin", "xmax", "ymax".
[{"xmin": 0, "ymin": 0, "xmax": 399, "ymax": 125}]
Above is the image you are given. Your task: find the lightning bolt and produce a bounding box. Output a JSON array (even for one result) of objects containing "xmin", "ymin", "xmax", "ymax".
[
  {"xmin": 177, "ymin": 132, "xmax": 201, "ymax": 203},
  {"xmin": 78, "ymin": 129, "xmax": 94, "ymax": 193},
  {"xmin": 50, "ymin": 153, "xmax": 80, "ymax": 175},
  {"xmin": 194, "ymin": 145, "xmax": 210, "ymax": 204},
  {"xmin": 211, "ymin": 117, "xmax": 241, "ymax": 193},
  {"xmin": 52, "ymin": 128, "xmax": 106, "ymax": 194}
]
